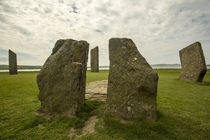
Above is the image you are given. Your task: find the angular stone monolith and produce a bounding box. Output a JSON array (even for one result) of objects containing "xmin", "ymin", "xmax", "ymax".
[
  {"xmin": 37, "ymin": 39, "xmax": 89, "ymax": 116},
  {"xmin": 105, "ymin": 38, "xmax": 158, "ymax": 121},
  {"xmin": 9, "ymin": 49, "xmax": 17, "ymax": 74},
  {"xmin": 179, "ymin": 42, "xmax": 207, "ymax": 82},
  {"xmin": 91, "ymin": 46, "xmax": 99, "ymax": 72}
]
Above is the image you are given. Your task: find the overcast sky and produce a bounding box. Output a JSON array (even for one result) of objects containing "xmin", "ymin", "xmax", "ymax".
[{"xmin": 0, "ymin": 0, "xmax": 209, "ymax": 66}]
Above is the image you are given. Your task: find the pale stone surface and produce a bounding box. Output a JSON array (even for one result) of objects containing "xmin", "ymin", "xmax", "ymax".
[
  {"xmin": 68, "ymin": 116, "xmax": 98, "ymax": 137},
  {"xmin": 37, "ymin": 39, "xmax": 89, "ymax": 116},
  {"xmin": 105, "ymin": 38, "xmax": 158, "ymax": 121},
  {"xmin": 179, "ymin": 42, "xmax": 207, "ymax": 82},
  {"xmin": 80, "ymin": 116, "xmax": 98, "ymax": 136},
  {"xmin": 9, "ymin": 49, "xmax": 17, "ymax": 74},
  {"xmin": 85, "ymin": 80, "xmax": 107, "ymax": 101},
  {"xmin": 91, "ymin": 46, "xmax": 99, "ymax": 72}
]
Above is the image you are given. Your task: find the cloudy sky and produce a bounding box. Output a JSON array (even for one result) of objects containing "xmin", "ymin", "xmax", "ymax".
[{"xmin": 0, "ymin": 0, "xmax": 209, "ymax": 66}]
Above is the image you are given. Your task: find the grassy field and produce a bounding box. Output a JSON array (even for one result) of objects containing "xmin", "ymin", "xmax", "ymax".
[
  {"xmin": 0, "ymin": 70, "xmax": 210, "ymax": 140},
  {"xmin": 0, "ymin": 65, "xmax": 42, "ymax": 70}
]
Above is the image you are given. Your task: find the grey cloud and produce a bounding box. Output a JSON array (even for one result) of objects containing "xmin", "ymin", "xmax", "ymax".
[
  {"xmin": 0, "ymin": 14, "xmax": 32, "ymax": 37},
  {"xmin": 44, "ymin": 7, "xmax": 52, "ymax": 14},
  {"xmin": 12, "ymin": 25, "xmax": 31, "ymax": 36},
  {"xmin": 33, "ymin": 7, "xmax": 42, "ymax": 13},
  {"xmin": 87, "ymin": 0, "xmax": 92, "ymax": 4},
  {"xmin": 110, "ymin": 10, "xmax": 120, "ymax": 16},
  {"xmin": 72, "ymin": 3, "xmax": 79, "ymax": 13},
  {"xmin": 0, "ymin": 12, "xmax": 31, "ymax": 36},
  {"xmin": 58, "ymin": 0, "xmax": 64, "ymax": 4},
  {"xmin": 59, "ymin": 17, "xmax": 69, "ymax": 22},
  {"xmin": 95, "ymin": 5, "xmax": 119, "ymax": 17},
  {"xmin": 98, "ymin": 25, "xmax": 109, "ymax": 32},
  {"xmin": 94, "ymin": 29, "xmax": 103, "ymax": 33},
  {"xmin": 33, "ymin": 7, "xmax": 52, "ymax": 14},
  {"xmin": 0, "ymin": 1, "xmax": 16, "ymax": 13},
  {"xmin": 95, "ymin": 5, "xmax": 108, "ymax": 13},
  {"xmin": 0, "ymin": 14, "xmax": 9, "ymax": 24},
  {"xmin": 20, "ymin": 0, "xmax": 31, "ymax": 5},
  {"xmin": 191, "ymin": 14, "xmax": 210, "ymax": 24}
]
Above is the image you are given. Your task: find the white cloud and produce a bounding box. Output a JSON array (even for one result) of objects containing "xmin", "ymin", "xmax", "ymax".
[{"xmin": 0, "ymin": 0, "xmax": 209, "ymax": 65}]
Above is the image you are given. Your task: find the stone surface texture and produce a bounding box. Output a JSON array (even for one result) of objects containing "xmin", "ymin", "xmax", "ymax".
[
  {"xmin": 37, "ymin": 39, "xmax": 89, "ymax": 116},
  {"xmin": 90, "ymin": 46, "xmax": 99, "ymax": 72},
  {"xmin": 9, "ymin": 49, "xmax": 17, "ymax": 74},
  {"xmin": 105, "ymin": 38, "xmax": 158, "ymax": 121},
  {"xmin": 85, "ymin": 80, "xmax": 107, "ymax": 101},
  {"xmin": 179, "ymin": 42, "xmax": 207, "ymax": 82}
]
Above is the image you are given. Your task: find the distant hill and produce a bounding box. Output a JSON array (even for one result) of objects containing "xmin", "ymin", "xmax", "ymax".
[
  {"xmin": 151, "ymin": 64, "xmax": 181, "ymax": 67},
  {"xmin": 0, "ymin": 65, "xmax": 42, "ymax": 70},
  {"xmin": 0, "ymin": 64, "xmax": 209, "ymax": 70}
]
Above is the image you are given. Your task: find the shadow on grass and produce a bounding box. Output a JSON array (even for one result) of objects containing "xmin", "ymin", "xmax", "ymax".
[
  {"xmin": 100, "ymin": 109, "xmax": 207, "ymax": 140},
  {"xmin": 199, "ymin": 81, "xmax": 210, "ymax": 86},
  {"xmin": 174, "ymin": 78, "xmax": 210, "ymax": 86}
]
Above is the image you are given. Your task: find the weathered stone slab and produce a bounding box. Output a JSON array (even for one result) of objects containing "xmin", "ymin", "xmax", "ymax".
[
  {"xmin": 37, "ymin": 39, "xmax": 89, "ymax": 117},
  {"xmin": 85, "ymin": 80, "xmax": 107, "ymax": 101},
  {"xmin": 9, "ymin": 49, "xmax": 17, "ymax": 74},
  {"xmin": 105, "ymin": 38, "xmax": 158, "ymax": 121},
  {"xmin": 179, "ymin": 42, "xmax": 207, "ymax": 82},
  {"xmin": 91, "ymin": 46, "xmax": 99, "ymax": 72}
]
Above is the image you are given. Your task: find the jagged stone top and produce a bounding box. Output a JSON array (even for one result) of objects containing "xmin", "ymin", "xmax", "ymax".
[
  {"xmin": 91, "ymin": 46, "xmax": 99, "ymax": 51},
  {"xmin": 109, "ymin": 38, "xmax": 153, "ymax": 72},
  {"xmin": 52, "ymin": 39, "xmax": 89, "ymax": 55},
  {"xmin": 9, "ymin": 49, "xmax": 16, "ymax": 55},
  {"xmin": 179, "ymin": 42, "xmax": 201, "ymax": 52}
]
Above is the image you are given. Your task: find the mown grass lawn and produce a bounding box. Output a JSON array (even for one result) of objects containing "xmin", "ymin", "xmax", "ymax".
[{"xmin": 0, "ymin": 70, "xmax": 210, "ymax": 140}]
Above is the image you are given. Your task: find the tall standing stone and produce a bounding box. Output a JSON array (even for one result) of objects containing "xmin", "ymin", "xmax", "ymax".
[
  {"xmin": 179, "ymin": 42, "xmax": 207, "ymax": 82},
  {"xmin": 9, "ymin": 49, "xmax": 17, "ymax": 75},
  {"xmin": 105, "ymin": 38, "xmax": 158, "ymax": 121},
  {"xmin": 37, "ymin": 39, "xmax": 89, "ymax": 116},
  {"xmin": 91, "ymin": 46, "xmax": 99, "ymax": 72}
]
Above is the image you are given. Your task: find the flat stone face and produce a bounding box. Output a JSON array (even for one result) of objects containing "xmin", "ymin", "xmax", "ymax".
[
  {"xmin": 179, "ymin": 42, "xmax": 207, "ymax": 82},
  {"xmin": 37, "ymin": 39, "xmax": 89, "ymax": 116},
  {"xmin": 90, "ymin": 46, "xmax": 99, "ymax": 72},
  {"xmin": 9, "ymin": 49, "xmax": 17, "ymax": 74},
  {"xmin": 85, "ymin": 80, "xmax": 108, "ymax": 101},
  {"xmin": 105, "ymin": 38, "xmax": 158, "ymax": 121}
]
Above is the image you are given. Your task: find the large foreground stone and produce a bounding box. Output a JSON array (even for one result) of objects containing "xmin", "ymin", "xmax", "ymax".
[
  {"xmin": 105, "ymin": 38, "xmax": 158, "ymax": 121},
  {"xmin": 91, "ymin": 46, "xmax": 99, "ymax": 72},
  {"xmin": 37, "ymin": 39, "xmax": 89, "ymax": 116},
  {"xmin": 179, "ymin": 42, "xmax": 207, "ymax": 82},
  {"xmin": 9, "ymin": 49, "xmax": 17, "ymax": 74}
]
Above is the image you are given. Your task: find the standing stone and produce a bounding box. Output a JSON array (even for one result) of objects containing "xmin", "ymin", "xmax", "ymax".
[
  {"xmin": 37, "ymin": 39, "xmax": 89, "ymax": 116},
  {"xmin": 105, "ymin": 38, "xmax": 158, "ymax": 121},
  {"xmin": 9, "ymin": 49, "xmax": 17, "ymax": 74},
  {"xmin": 91, "ymin": 46, "xmax": 99, "ymax": 72},
  {"xmin": 179, "ymin": 42, "xmax": 207, "ymax": 82}
]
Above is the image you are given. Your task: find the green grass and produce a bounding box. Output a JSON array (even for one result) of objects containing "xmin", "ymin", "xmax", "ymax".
[{"xmin": 0, "ymin": 70, "xmax": 210, "ymax": 140}]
